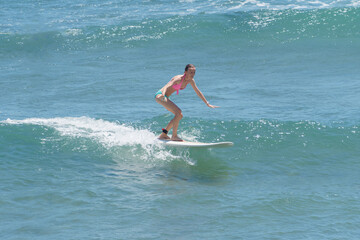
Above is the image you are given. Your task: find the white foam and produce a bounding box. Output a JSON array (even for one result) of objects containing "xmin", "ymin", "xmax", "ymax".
[
  {"xmin": 2, "ymin": 117, "xmax": 156, "ymax": 148},
  {"xmin": 64, "ymin": 28, "xmax": 83, "ymax": 36},
  {"xmin": 227, "ymin": 0, "xmax": 349, "ymax": 11},
  {"xmin": 2, "ymin": 117, "xmax": 195, "ymax": 164},
  {"xmin": 348, "ymin": 0, "xmax": 360, "ymax": 7},
  {"xmin": 228, "ymin": 0, "xmax": 271, "ymax": 11}
]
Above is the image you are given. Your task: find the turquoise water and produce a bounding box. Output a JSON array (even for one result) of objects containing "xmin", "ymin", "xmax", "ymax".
[{"xmin": 1, "ymin": 0, "xmax": 360, "ymax": 239}]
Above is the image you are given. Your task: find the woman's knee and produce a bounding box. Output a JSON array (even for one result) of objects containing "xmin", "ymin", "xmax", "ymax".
[{"xmin": 175, "ymin": 111, "xmax": 183, "ymax": 120}]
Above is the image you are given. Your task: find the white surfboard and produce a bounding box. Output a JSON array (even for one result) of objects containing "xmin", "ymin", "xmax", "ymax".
[{"xmin": 157, "ymin": 139, "xmax": 233, "ymax": 148}]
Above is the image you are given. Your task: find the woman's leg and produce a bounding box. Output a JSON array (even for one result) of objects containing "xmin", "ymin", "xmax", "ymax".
[{"xmin": 155, "ymin": 96, "xmax": 183, "ymax": 141}]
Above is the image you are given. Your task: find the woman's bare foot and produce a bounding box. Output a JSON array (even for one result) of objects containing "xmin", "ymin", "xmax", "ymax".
[
  {"xmin": 171, "ymin": 136, "xmax": 183, "ymax": 141},
  {"xmin": 158, "ymin": 133, "xmax": 170, "ymax": 140}
]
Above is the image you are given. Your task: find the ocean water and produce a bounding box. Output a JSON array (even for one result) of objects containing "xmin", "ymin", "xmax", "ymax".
[{"xmin": 1, "ymin": 0, "xmax": 360, "ymax": 239}]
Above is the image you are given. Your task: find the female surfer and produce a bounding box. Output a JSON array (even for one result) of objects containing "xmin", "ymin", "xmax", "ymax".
[{"xmin": 155, "ymin": 64, "xmax": 219, "ymax": 141}]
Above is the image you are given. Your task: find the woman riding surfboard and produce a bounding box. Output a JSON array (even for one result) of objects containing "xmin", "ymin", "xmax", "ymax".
[{"xmin": 155, "ymin": 64, "xmax": 219, "ymax": 141}]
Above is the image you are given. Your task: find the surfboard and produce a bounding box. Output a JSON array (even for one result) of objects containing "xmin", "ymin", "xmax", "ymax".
[{"xmin": 157, "ymin": 139, "xmax": 234, "ymax": 148}]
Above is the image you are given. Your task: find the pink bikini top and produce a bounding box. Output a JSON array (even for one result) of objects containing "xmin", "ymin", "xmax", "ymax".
[{"xmin": 172, "ymin": 74, "xmax": 187, "ymax": 95}]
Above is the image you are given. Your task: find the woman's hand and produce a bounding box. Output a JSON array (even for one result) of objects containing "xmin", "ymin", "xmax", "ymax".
[{"xmin": 207, "ymin": 103, "xmax": 219, "ymax": 108}]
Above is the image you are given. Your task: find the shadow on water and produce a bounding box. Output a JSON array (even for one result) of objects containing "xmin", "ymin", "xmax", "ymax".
[
  {"xmin": 160, "ymin": 147, "xmax": 232, "ymax": 185},
  {"xmin": 106, "ymin": 144, "xmax": 233, "ymax": 186}
]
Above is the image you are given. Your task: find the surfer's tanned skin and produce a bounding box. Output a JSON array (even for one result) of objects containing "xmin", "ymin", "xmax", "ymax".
[{"xmin": 155, "ymin": 64, "xmax": 219, "ymax": 141}]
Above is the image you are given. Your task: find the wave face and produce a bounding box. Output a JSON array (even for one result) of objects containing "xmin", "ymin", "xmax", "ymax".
[{"xmin": 1, "ymin": 117, "xmax": 359, "ymax": 164}]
